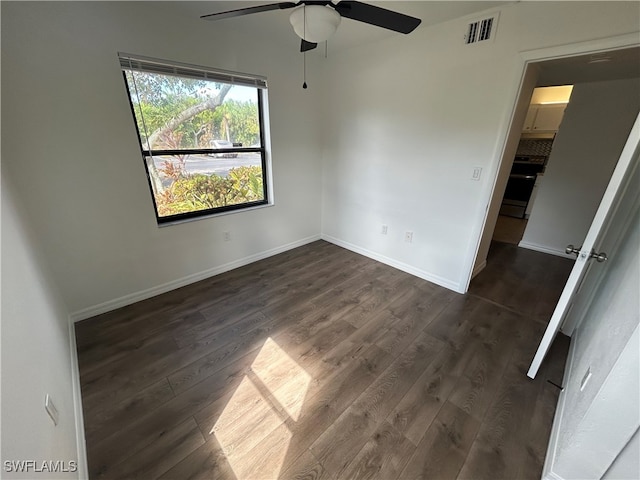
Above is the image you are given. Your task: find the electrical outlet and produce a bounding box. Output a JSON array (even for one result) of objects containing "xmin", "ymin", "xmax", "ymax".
[
  {"xmin": 405, "ymin": 231, "xmax": 413, "ymax": 243},
  {"xmin": 381, "ymin": 225, "xmax": 388, "ymax": 235},
  {"xmin": 45, "ymin": 394, "xmax": 59, "ymax": 426},
  {"xmin": 223, "ymin": 231, "xmax": 231, "ymax": 242}
]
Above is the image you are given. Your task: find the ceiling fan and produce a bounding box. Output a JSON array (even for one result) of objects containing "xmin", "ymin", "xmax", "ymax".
[{"xmin": 201, "ymin": 1, "xmax": 422, "ymax": 53}]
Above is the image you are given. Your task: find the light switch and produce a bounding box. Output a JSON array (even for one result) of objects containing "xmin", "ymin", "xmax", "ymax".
[{"xmin": 472, "ymin": 167, "xmax": 482, "ymax": 181}]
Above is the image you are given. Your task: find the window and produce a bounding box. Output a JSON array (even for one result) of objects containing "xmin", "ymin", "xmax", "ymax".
[{"xmin": 119, "ymin": 53, "xmax": 270, "ymax": 223}]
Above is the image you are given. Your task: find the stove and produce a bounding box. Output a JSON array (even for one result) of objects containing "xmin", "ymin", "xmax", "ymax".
[{"xmin": 500, "ymin": 156, "xmax": 546, "ymax": 218}]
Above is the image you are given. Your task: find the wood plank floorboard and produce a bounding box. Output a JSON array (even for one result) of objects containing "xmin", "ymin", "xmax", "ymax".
[
  {"xmin": 309, "ymin": 331, "xmax": 445, "ymax": 478},
  {"xmin": 76, "ymin": 240, "xmax": 571, "ymax": 479},
  {"xmin": 399, "ymin": 401, "xmax": 481, "ymax": 479}
]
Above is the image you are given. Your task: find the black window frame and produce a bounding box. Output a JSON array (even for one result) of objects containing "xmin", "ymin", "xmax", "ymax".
[{"xmin": 119, "ymin": 53, "xmax": 270, "ymax": 225}]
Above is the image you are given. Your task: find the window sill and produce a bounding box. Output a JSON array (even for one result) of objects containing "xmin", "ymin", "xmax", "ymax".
[{"xmin": 157, "ymin": 201, "xmax": 274, "ymax": 228}]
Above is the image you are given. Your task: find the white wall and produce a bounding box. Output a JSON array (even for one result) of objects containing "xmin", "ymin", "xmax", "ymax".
[
  {"xmin": 1, "ymin": 176, "xmax": 83, "ymax": 478},
  {"xmin": 320, "ymin": 1, "xmax": 640, "ymax": 292},
  {"xmin": 603, "ymin": 429, "xmax": 640, "ymax": 480},
  {"xmin": 520, "ymin": 77, "xmax": 640, "ymax": 256},
  {"xmin": 1, "ymin": 1, "xmax": 324, "ymax": 318}
]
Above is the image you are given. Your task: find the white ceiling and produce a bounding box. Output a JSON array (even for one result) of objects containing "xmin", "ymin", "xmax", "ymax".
[
  {"xmin": 187, "ymin": 1, "xmax": 504, "ymax": 52},
  {"xmin": 163, "ymin": 2, "xmax": 640, "ymax": 83}
]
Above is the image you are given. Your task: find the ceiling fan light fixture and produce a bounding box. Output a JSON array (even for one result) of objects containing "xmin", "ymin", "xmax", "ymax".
[{"xmin": 289, "ymin": 5, "xmax": 341, "ymax": 43}]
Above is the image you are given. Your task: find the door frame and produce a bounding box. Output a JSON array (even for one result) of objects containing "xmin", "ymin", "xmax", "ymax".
[{"xmin": 463, "ymin": 32, "xmax": 640, "ymax": 292}]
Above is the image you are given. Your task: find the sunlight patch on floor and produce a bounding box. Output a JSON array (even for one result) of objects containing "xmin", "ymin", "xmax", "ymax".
[
  {"xmin": 211, "ymin": 337, "xmax": 312, "ymax": 478},
  {"xmin": 250, "ymin": 337, "xmax": 311, "ymax": 421}
]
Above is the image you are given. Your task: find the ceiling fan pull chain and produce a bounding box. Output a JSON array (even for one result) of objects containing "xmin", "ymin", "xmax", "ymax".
[
  {"xmin": 303, "ymin": 52, "xmax": 307, "ymax": 89},
  {"xmin": 303, "ymin": 4, "xmax": 308, "ymax": 89}
]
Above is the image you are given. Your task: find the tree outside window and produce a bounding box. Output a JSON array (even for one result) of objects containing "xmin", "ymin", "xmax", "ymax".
[{"xmin": 120, "ymin": 54, "xmax": 269, "ymax": 223}]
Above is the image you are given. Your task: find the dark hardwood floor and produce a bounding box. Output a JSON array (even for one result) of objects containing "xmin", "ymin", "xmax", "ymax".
[
  {"xmin": 75, "ymin": 240, "xmax": 573, "ymax": 479},
  {"xmin": 492, "ymin": 214, "xmax": 528, "ymax": 245}
]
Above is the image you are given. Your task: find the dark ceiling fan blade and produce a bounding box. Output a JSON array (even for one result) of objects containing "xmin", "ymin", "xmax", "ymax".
[
  {"xmin": 333, "ymin": 1, "xmax": 421, "ymax": 34},
  {"xmin": 300, "ymin": 39, "xmax": 318, "ymax": 52},
  {"xmin": 201, "ymin": 2, "xmax": 297, "ymax": 21}
]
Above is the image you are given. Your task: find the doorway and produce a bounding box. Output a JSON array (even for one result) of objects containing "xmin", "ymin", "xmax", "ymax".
[
  {"xmin": 493, "ymin": 85, "xmax": 573, "ymax": 246},
  {"xmin": 471, "ymin": 44, "xmax": 640, "ymax": 336}
]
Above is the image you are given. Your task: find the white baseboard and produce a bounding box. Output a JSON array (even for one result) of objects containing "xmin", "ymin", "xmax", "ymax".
[
  {"xmin": 70, "ymin": 235, "xmax": 321, "ymax": 322},
  {"xmin": 472, "ymin": 259, "xmax": 487, "ymax": 279},
  {"xmin": 68, "ymin": 320, "xmax": 88, "ymax": 479},
  {"xmin": 518, "ymin": 240, "xmax": 574, "ymax": 259},
  {"xmin": 321, "ymin": 234, "xmax": 463, "ymax": 293}
]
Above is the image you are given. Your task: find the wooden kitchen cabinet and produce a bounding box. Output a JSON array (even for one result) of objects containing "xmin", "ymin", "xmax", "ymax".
[{"xmin": 523, "ymin": 103, "xmax": 567, "ymax": 132}]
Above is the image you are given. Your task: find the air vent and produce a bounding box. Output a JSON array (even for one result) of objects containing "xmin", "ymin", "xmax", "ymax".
[{"xmin": 465, "ymin": 14, "xmax": 498, "ymax": 44}]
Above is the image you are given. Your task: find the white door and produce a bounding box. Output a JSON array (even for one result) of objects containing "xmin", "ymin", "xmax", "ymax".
[{"xmin": 528, "ymin": 113, "xmax": 640, "ymax": 379}]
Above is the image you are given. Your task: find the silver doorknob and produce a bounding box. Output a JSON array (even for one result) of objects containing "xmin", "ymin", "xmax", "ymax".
[
  {"xmin": 590, "ymin": 250, "xmax": 608, "ymax": 262},
  {"xmin": 565, "ymin": 245, "xmax": 581, "ymax": 255}
]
